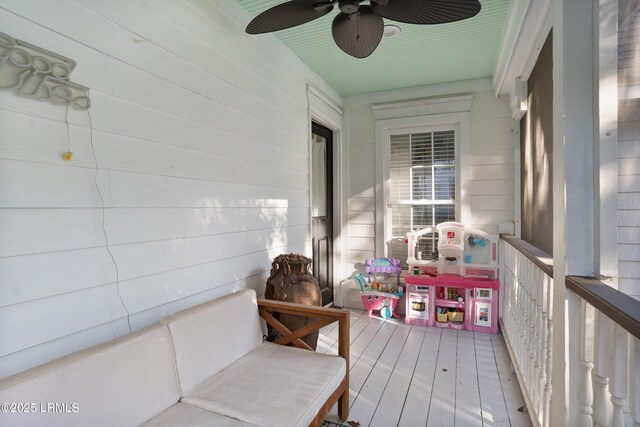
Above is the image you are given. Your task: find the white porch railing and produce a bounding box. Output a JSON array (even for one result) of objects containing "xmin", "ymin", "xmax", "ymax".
[
  {"xmin": 501, "ymin": 236, "xmax": 553, "ymax": 427},
  {"xmin": 501, "ymin": 235, "xmax": 640, "ymax": 427},
  {"xmin": 566, "ymin": 276, "xmax": 640, "ymax": 427}
]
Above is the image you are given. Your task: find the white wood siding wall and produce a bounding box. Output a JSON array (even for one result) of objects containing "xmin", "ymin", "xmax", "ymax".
[
  {"xmin": 344, "ymin": 81, "xmax": 514, "ymax": 267},
  {"xmin": 0, "ymin": 0, "xmax": 340, "ymax": 378},
  {"xmin": 618, "ymin": 4, "xmax": 640, "ymax": 299}
]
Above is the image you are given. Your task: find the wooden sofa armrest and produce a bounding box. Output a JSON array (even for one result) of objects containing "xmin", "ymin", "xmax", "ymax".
[
  {"xmin": 257, "ymin": 299, "xmax": 349, "ymax": 357},
  {"xmin": 257, "ymin": 299, "xmax": 350, "ymax": 425}
]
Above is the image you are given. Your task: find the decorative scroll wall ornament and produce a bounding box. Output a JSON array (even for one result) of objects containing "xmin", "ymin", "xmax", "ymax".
[{"xmin": 0, "ymin": 32, "xmax": 90, "ymax": 109}]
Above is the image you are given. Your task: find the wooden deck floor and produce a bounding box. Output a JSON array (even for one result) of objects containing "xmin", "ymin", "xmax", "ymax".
[{"xmin": 319, "ymin": 309, "xmax": 532, "ymax": 427}]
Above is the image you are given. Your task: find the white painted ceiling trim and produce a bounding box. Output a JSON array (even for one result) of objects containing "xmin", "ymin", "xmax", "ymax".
[
  {"xmin": 493, "ymin": 0, "xmax": 552, "ymax": 100},
  {"xmin": 371, "ymin": 94, "xmax": 474, "ymax": 121},
  {"xmin": 345, "ymin": 78, "xmax": 491, "ymax": 108},
  {"xmin": 308, "ymin": 84, "xmax": 343, "ymax": 116}
]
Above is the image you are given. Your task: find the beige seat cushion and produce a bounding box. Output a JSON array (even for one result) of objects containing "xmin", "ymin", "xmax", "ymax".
[
  {"xmin": 164, "ymin": 289, "xmax": 264, "ymax": 395},
  {"xmin": 182, "ymin": 342, "xmax": 346, "ymax": 427},
  {"xmin": 0, "ymin": 324, "xmax": 179, "ymax": 427},
  {"xmin": 142, "ymin": 402, "xmax": 261, "ymax": 426}
]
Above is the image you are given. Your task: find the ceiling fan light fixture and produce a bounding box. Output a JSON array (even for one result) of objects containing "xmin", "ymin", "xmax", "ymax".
[
  {"xmin": 383, "ymin": 24, "xmax": 401, "ymax": 38},
  {"xmin": 338, "ymin": 0, "xmax": 359, "ymax": 14}
]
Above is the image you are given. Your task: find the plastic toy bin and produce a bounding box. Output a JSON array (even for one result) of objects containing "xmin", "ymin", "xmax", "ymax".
[
  {"xmin": 361, "ymin": 292, "xmax": 400, "ymax": 318},
  {"xmin": 449, "ymin": 310, "xmax": 464, "ymax": 323},
  {"xmin": 436, "ymin": 309, "xmax": 448, "ymax": 323}
]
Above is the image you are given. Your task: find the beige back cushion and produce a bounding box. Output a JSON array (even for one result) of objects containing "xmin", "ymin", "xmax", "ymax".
[
  {"xmin": 164, "ymin": 289, "xmax": 263, "ymax": 394},
  {"xmin": 0, "ymin": 324, "xmax": 180, "ymax": 427}
]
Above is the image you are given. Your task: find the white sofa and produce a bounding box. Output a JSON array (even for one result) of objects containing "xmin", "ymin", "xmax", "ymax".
[{"xmin": 0, "ymin": 289, "xmax": 350, "ymax": 427}]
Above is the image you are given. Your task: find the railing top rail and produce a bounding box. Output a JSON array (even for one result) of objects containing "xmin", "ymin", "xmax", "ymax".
[
  {"xmin": 566, "ymin": 275, "xmax": 640, "ymax": 341},
  {"xmin": 500, "ymin": 233, "xmax": 554, "ymax": 278}
]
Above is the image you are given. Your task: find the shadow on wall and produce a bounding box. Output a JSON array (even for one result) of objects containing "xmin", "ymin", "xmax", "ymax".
[
  {"xmin": 109, "ymin": 197, "xmax": 304, "ymax": 331},
  {"xmin": 521, "ymin": 31, "xmax": 553, "ymax": 255}
]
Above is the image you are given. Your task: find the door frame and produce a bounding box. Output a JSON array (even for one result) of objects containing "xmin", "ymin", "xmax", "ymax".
[
  {"xmin": 307, "ymin": 84, "xmax": 346, "ymax": 307},
  {"xmin": 311, "ymin": 122, "xmax": 333, "ymax": 306}
]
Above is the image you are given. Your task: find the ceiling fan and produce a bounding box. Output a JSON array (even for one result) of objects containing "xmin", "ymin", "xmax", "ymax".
[{"xmin": 245, "ymin": 0, "xmax": 481, "ymax": 59}]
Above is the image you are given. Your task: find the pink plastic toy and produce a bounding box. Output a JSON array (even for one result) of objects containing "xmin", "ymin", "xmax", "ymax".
[
  {"xmin": 361, "ymin": 291, "xmax": 400, "ymax": 318},
  {"xmin": 366, "ymin": 258, "xmax": 401, "ymax": 283},
  {"xmin": 356, "ymin": 259, "xmax": 403, "ymax": 319}
]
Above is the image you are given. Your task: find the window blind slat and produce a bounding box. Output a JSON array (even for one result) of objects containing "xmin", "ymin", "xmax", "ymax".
[
  {"xmin": 388, "ymin": 129, "xmax": 456, "ymax": 248},
  {"xmin": 411, "ymin": 168, "xmax": 433, "ymax": 200}
]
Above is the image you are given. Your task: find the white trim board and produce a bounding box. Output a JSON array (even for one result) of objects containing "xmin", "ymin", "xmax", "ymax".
[
  {"xmin": 371, "ymin": 95, "xmax": 473, "ymax": 121},
  {"xmin": 307, "ymin": 86, "xmax": 347, "ymax": 305},
  {"xmin": 344, "ymin": 78, "xmax": 490, "ymax": 108},
  {"xmin": 493, "ymin": 0, "xmax": 553, "ymax": 100}
]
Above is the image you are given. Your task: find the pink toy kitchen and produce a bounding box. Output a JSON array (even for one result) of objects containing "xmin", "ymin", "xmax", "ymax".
[{"xmin": 403, "ymin": 222, "xmax": 500, "ymax": 334}]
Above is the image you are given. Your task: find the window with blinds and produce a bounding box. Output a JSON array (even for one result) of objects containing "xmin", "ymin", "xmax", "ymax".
[{"xmin": 388, "ymin": 130, "xmax": 457, "ymax": 265}]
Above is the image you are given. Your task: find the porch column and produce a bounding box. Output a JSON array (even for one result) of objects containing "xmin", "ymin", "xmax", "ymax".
[{"xmin": 552, "ymin": 0, "xmax": 598, "ymax": 426}]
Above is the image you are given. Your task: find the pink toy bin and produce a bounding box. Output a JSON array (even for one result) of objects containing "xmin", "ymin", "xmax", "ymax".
[
  {"xmin": 354, "ymin": 273, "xmax": 401, "ymax": 319},
  {"xmin": 361, "ymin": 292, "xmax": 400, "ymax": 318}
]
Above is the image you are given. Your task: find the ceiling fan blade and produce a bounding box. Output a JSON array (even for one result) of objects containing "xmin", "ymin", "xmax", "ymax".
[
  {"xmin": 246, "ymin": 0, "xmax": 334, "ymax": 34},
  {"xmin": 332, "ymin": 6, "xmax": 384, "ymax": 58},
  {"xmin": 370, "ymin": 0, "xmax": 481, "ymax": 25}
]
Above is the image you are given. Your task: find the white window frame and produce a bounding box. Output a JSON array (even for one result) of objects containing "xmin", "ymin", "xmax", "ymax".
[
  {"xmin": 386, "ymin": 125, "xmax": 458, "ymax": 260},
  {"xmin": 374, "ymin": 103, "xmax": 472, "ymax": 257}
]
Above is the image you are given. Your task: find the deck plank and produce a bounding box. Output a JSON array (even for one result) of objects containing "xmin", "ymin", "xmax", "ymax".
[
  {"xmin": 320, "ymin": 310, "xmax": 532, "ymax": 427},
  {"xmin": 491, "ymin": 333, "xmax": 533, "ymax": 427},
  {"xmin": 369, "ymin": 325, "xmax": 428, "ymax": 427},
  {"xmin": 349, "ymin": 321, "xmax": 412, "ymax": 425},
  {"xmin": 317, "ymin": 308, "xmax": 364, "ymax": 353},
  {"xmin": 398, "ymin": 326, "xmax": 442, "ymax": 427},
  {"xmin": 348, "ymin": 317, "xmax": 386, "ymax": 369},
  {"xmin": 321, "ymin": 309, "xmax": 372, "ymax": 355},
  {"xmin": 474, "ymin": 332, "xmax": 511, "ymax": 426},
  {"xmin": 348, "ymin": 320, "xmax": 397, "ymax": 406},
  {"xmin": 426, "ymin": 328, "xmax": 458, "ymax": 426},
  {"xmin": 455, "ymin": 330, "xmax": 483, "ymax": 426}
]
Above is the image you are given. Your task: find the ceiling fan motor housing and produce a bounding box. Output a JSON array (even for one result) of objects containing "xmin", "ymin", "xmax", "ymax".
[{"xmin": 338, "ymin": 0, "xmax": 359, "ymax": 14}]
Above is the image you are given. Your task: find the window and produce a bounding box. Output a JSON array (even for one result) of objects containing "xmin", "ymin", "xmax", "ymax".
[
  {"xmin": 372, "ymin": 96, "xmax": 471, "ymax": 260},
  {"xmin": 387, "ymin": 130, "xmax": 457, "ymax": 265}
]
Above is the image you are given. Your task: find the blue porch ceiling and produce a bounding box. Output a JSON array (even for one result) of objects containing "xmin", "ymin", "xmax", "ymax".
[{"xmin": 237, "ymin": 0, "xmax": 512, "ymax": 96}]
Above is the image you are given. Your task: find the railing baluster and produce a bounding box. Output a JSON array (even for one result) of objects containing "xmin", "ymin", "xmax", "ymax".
[
  {"xmin": 610, "ymin": 324, "xmax": 629, "ymax": 427},
  {"xmin": 538, "ymin": 270, "xmax": 549, "ymax": 427},
  {"xmin": 528, "ymin": 264, "xmax": 535, "ymax": 404},
  {"xmin": 631, "ymin": 337, "xmax": 639, "ymax": 426},
  {"xmin": 519, "ymin": 254, "xmax": 526, "ymax": 376},
  {"xmin": 534, "ymin": 265, "xmax": 542, "ymax": 411},
  {"xmin": 526, "ymin": 260, "xmax": 534, "ymax": 397},
  {"xmin": 579, "ymin": 300, "xmax": 594, "ymax": 425},
  {"xmin": 522, "ymin": 257, "xmax": 530, "ymax": 392},
  {"xmin": 544, "ymin": 308, "xmax": 552, "ymax": 427},
  {"xmin": 533, "ymin": 266, "xmax": 542, "ymax": 414},
  {"xmin": 594, "ymin": 311, "xmax": 613, "ymax": 427},
  {"xmin": 543, "ymin": 269, "xmax": 553, "ymax": 427}
]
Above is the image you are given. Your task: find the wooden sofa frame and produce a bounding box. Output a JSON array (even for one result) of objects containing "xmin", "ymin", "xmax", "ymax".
[{"xmin": 257, "ymin": 299, "xmax": 350, "ymax": 426}]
